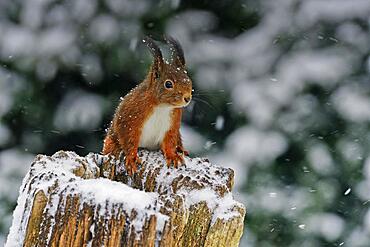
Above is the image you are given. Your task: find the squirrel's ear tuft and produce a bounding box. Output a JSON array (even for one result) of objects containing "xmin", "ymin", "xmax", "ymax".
[
  {"xmin": 143, "ymin": 36, "xmax": 164, "ymax": 79},
  {"xmin": 164, "ymin": 35, "xmax": 185, "ymax": 68}
]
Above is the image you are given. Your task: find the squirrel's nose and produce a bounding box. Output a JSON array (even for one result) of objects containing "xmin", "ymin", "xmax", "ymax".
[{"xmin": 184, "ymin": 96, "xmax": 191, "ymax": 103}]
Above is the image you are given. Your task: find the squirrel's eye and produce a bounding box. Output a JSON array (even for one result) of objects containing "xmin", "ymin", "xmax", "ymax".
[{"xmin": 164, "ymin": 80, "xmax": 174, "ymax": 89}]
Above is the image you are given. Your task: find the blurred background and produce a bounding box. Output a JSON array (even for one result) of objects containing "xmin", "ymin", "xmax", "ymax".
[{"xmin": 0, "ymin": 0, "xmax": 370, "ymax": 246}]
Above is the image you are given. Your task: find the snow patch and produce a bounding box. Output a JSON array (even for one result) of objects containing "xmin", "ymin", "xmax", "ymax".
[{"xmin": 183, "ymin": 188, "xmax": 244, "ymax": 225}]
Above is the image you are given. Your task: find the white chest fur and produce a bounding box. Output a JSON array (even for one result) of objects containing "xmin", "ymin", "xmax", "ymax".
[{"xmin": 139, "ymin": 105, "xmax": 173, "ymax": 150}]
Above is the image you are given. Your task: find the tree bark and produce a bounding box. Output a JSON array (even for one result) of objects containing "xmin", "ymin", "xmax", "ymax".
[{"xmin": 6, "ymin": 150, "xmax": 245, "ymax": 247}]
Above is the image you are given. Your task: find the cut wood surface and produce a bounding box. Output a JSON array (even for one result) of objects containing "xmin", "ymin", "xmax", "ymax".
[{"xmin": 6, "ymin": 150, "xmax": 245, "ymax": 247}]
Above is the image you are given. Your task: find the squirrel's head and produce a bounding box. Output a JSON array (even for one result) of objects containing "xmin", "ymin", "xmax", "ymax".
[{"xmin": 143, "ymin": 36, "xmax": 192, "ymax": 108}]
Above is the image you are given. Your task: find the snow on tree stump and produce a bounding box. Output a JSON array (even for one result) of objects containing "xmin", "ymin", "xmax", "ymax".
[{"xmin": 6, "ymin": 150, "xmax": 245, "ymax": 247}]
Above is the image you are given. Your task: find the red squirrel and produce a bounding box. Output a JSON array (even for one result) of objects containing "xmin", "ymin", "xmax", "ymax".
[{"xmin": 102, "ymin": 36, "xmax": 192, "ymax": 175}]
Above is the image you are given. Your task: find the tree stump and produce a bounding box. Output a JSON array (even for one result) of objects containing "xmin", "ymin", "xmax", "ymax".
[{"xmin": 5, "ymin": 150, "xmax": 245, "ymax": 247}]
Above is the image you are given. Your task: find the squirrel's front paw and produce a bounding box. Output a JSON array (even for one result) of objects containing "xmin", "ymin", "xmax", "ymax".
[
  {"xmin": 124, "ymin": 153, "xmax": 141, "ymax": 176},
  {"xmin": 164, "ymin": 151, "xmax": 185, "ymax": 169}
]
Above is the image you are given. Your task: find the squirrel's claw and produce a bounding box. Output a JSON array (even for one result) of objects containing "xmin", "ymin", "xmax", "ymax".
[
  {"xmin": 165, "ymin": 151, "xmax": 185, "ymax": 169},
  {"xmin": 176, "ymin": 146, "xmax": 189, "ymax": 157},
  {"xmin": 125, "ymin": 154, "xmax": 141, "ymax": 176}
]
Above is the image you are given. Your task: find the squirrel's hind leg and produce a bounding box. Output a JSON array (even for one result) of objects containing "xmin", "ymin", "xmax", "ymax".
[
  {"xmin": 102, "ymin": 135, "xmax": 121, "ymax": 157},
  {"xmin": 117, "ymin": 130, "xmax": 142, "ymax": 176}
]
